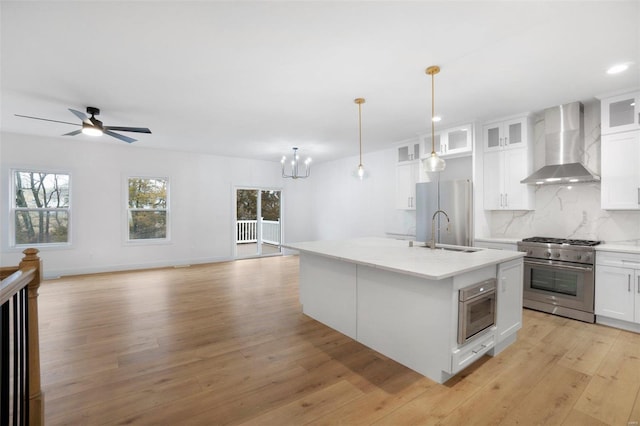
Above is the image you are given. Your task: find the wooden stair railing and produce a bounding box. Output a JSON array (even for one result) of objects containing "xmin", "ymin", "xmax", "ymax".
[{"xmin": 0, "ymin": 248, "xmax": 44, "ymax": 426}]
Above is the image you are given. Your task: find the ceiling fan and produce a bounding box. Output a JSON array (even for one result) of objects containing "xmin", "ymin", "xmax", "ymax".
[{"xmin": 15, "ymin": 106, "xmax": 152, "ymax": 143}]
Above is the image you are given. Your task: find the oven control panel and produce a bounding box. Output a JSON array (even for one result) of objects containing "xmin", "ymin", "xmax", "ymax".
[{"xmin": 518, "ymin": 245, "xmax": 594, "ymax": 265}]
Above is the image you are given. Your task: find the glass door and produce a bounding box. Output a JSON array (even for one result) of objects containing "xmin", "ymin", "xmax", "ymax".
[{"xmin": 235, "ymin": 188, "xmax": 282, "ymax": 258}]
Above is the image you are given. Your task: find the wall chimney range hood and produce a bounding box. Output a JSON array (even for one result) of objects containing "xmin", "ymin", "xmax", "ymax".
[{"xmin": 521, "ymin": 102, "xmax": 600, "ymax": 185}]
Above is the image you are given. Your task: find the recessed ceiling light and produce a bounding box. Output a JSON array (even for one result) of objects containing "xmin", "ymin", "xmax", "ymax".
[{"xmin": 606, "ymin": 63, "xmax": 629, "ymax": 74}]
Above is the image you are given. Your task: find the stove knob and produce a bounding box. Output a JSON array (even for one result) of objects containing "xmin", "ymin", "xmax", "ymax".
[
  {"xmin": 576, "ymin": 254, "xmax": 582, "ymax": 261},
  {"xmin": 546, "ymin": 251, "xmax": 552, "ymax": 258},
  {"xmin": 554, "ymin": 252, "xmax": 561, "ymax": 258}
]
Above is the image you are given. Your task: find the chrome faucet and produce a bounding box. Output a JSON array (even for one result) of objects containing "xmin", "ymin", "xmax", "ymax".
[{"xmin": 430, "ymin": 210, "xmax": 450, "ymax": 249}]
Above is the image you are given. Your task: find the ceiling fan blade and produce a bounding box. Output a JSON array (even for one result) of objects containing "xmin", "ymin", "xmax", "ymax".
[
  {"xmin": 105, "ymin": 130, "xmax": 136, "ymax": 144},
  {"xmin": 14, "ymin": 114, "xmax": 80, "ymax": 126},
  {"xmin": 69, "ymin": 108, "xmax": 89, "ymax": 122},
  {"xmin": 63, "ymin": 129, "xmax": 82, "ymax": 136},
  {"xmin": 105, "ymin": 126, "xmax": 152, "ymax": 134}
]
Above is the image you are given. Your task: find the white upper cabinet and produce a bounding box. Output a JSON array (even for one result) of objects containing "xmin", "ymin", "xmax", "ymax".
[
  {"xmin": 394, "ymin": 138, "xmax": 424, "ymax": 210},
  {"xmin": 483, "ymin": 117, "xmax": 528, "ymax": 152},
  {"xmin": 422, "ymin": 124, "xmax": 473, "ymax": 159},
  {"xmin": 601, "ymin": 130, "xmax": 640, "ymax": 210},
  {"xmin": 482, "ymin": 115, "xmax": 534, "ymax": 210},
  {"xmin": 601, "ymin": 91, "xmax": 640, "ymax": 135},
  {"xmin": 396, "ymin": 141, "xmax": 421, "ymax": 163}
]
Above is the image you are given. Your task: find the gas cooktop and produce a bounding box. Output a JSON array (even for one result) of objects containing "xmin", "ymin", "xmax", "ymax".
[{"xmin": 520, "ymin": 237, "xmax": 601, "ymax": 247}]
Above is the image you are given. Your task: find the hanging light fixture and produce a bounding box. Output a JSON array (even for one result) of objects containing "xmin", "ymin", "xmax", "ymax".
[
  {"xmin": 354, "ymin": 98, "xmax": 366, "ymax": 179},
  {"xmin": 423, "ymin": 65, "xmax": 446, "ymax": 172},
  {"xmin": 281, "ymin": 147, "xmax": 311, "ymax": 179}
]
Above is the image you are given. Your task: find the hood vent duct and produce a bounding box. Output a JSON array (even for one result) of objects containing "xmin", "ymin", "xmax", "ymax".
[{"xmin": 521, "ymin": 102, "xmax": 600, "ymax": 185}]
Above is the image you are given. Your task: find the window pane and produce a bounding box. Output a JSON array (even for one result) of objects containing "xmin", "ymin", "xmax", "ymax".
[
  {"xmin": 128, "ymin": 178, "xmax": 167, "ymax": 209},
  {"xmin": 15, "ymin": 171, "xmax": 69, "ymax": 208},
  {"xmin": 129, "ymin": 211, "xmax": 167, "ymax": 240},
  {"xmin": 14, "ymin": 210, "xmax": 69, "ymax": 245}
]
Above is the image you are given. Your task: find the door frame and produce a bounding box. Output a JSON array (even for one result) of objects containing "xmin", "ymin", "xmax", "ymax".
[{"xmin": 233, "ymin": 185, "xmax": 283, "ymax": 259}]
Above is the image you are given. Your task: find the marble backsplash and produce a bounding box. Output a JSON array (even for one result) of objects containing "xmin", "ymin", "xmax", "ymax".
[{"xmin": 489, "ymin": 99, "xmax": 640, "ymax": 244}]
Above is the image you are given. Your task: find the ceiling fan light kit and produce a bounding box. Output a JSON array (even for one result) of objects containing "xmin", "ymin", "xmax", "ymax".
[{"xmin": 15, "ymin": 106, "xmax": 151, "ymax": 144}]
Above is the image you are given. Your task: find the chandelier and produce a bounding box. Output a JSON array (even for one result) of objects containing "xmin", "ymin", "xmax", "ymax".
[{"xmin": 281, "ymin": 147, "xmax": 311, "ymax": 179}]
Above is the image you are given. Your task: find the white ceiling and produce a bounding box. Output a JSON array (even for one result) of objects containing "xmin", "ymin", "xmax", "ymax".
[{"xmin": 1, "ymin": 1, "xmax": 639, "ymax": 164}]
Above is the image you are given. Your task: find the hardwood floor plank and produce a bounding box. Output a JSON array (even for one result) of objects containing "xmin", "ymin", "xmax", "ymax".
[
  {"xmin": 35, "ymin": 256, "xmax": 640, "ymax": 425},
  {"xmin": 573, "ymin": 373, "xmax": 640, "ymax": 425},
  {"xmin": 239, "ymin": 379, "xmax": 364, "ymax": 425},
  {"xmin": 498, "ymin": 364, "xmax": 591, "ymax": 425}
]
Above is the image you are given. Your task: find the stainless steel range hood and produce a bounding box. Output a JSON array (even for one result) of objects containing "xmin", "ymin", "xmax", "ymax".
[{"xmin": 521, "ymin": 102, "xmax": 600, "ymax": 185}]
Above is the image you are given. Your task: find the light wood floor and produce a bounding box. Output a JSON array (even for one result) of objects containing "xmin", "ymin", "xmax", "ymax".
[{"xmin": 38, "ymin": 255, "xmax": 640, "ymax": 425}]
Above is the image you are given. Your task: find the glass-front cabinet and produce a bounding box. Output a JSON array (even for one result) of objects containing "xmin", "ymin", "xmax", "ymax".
[
  {"xmin": 601, "ymin": 91, "xmax": 640, "ymax": 135},
  {"xmin": 483, "ymin": 117, "xmax": 527, "ymax": 152},
  {"xmin": 396, "ymin": 141, "xmax": 421, "ymax": 163},
  {"xmin": 422, "ymin": 123, "xmax": 473, "ymax": 159}
]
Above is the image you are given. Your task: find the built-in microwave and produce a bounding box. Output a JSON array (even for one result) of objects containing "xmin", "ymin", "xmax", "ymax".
[{"xmin": 458, "ymin": 278, "xmax": 497, "ymax": 345}]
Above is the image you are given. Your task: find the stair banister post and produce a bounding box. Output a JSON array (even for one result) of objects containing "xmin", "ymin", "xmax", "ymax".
[{"xmin": 19, "ymin": 248, "xmax": 44, "ymax": 426}]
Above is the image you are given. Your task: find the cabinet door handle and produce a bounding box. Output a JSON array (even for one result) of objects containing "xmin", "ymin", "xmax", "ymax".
[
  {"xmin": 628, "ymin": 275, "xmax": 632, "ymax": 292},
  {"xmin": 504, "ymin": 136, "xmax": 509, "ymax": 145},
  {"xmin": 637, "ymin": 275, "xmax": 639, "ymax": 294},
  {"xmin": 637, "ymin": 187, "xmax": 639, "ymax": 205}
]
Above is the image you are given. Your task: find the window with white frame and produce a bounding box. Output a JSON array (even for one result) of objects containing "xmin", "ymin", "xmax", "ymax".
[
  {"xmin": 127, "ymin": 177, "xmax": 168, "ymax": 241},
  {"xmin": 12, "ymin": 170, "xmax": 70, "ymax": 246}
]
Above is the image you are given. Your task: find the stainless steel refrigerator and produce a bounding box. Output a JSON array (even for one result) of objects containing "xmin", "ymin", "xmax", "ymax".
[{"xmin": 415, "ymin": 179, "xmax": 472, "ymax": 246}]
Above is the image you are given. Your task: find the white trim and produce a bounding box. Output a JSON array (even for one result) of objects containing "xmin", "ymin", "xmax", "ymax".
[
  {"xmin": 124, "ymin": 175, "xmax": 170, "ymax": 244},
  {"xmin": 9, "ymin": 168, "xmax": 72, "ymax": 249}
]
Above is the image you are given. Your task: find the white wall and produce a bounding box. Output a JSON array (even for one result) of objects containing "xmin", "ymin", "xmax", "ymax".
[
  {"xmin": 0, "ymin": 132, "xmax": 407, "ymax": 277},
  {"xmin": 1, "ymin": 132, "xmax": 285, "ymax": 277},
  {"xmin": 283, "ymin": 149, "xmax": 397, "ymax": 242}
]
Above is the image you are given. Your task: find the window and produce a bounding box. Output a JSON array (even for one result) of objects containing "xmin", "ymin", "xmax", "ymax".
[
  {"xmin": 12, "ymin": 170, "xmax": 70, "ymax": 246},
  {"xmin": 127, "ymin": 177, "xmax": 168, "ymax": 241}
]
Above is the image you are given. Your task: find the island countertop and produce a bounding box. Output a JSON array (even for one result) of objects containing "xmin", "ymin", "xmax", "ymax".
[{"xmin": 283, "ymin": 237, "xmax": 524, "ymax": 280}]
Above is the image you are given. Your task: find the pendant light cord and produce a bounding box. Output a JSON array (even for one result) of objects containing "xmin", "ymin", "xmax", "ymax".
[
  {"xmin": 358, "ymin": 101, "xmax": 363, "ymax": 166},
  {"xmin": 430, "ymin": 70, "xmax": 436, "ymax": 155}
]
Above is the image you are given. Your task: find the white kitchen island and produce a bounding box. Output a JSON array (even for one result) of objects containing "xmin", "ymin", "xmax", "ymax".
[{"xmin": 283, "ymin": 237, "xmax": 525, "ymax": 384}]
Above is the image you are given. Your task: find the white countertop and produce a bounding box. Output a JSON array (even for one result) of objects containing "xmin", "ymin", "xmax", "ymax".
[
  {"xmin": 283, "ymin": 237, "xmax": 524, "ymax": 280},
  {"xmin": 596, "ymin": 240, "xmax": 640, "ymax": 255}
]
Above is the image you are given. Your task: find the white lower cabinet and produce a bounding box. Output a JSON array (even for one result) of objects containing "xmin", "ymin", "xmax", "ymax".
[
  {"xmin": 595, "ymin": 251, "xmax": 640, "ymax": 330},
  {"xmin": 495, "ymin": 259, "xmax": 523, "ymax": 343}
]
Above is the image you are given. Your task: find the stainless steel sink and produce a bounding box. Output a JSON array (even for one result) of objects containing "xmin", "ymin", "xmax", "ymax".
[{"xmin": 437, "ymin": 247, "xmax": 479, "ymax": 253}]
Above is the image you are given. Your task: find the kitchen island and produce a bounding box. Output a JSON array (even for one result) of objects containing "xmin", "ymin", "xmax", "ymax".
[{"xmin": 283, "ymin": 237, "xmax": 525, "ymax": 383}]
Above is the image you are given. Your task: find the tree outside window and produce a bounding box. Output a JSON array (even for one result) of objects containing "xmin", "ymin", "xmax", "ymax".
[
  {"xmin": 128, "ymin": 177, "xmax": 168, "ymax": 240},
  {"xmin": 13, "ymin": 170, "xmax": 70, "ymax": 246}
]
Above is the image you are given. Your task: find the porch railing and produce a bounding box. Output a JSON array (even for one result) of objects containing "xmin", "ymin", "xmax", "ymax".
[
  {"xmin": 0, "ymin": 248, "xmax": 44, "ymax": 426},
  {"xmin": 236, "ymin": 219, "xmax": 281, "ymax": 245}
]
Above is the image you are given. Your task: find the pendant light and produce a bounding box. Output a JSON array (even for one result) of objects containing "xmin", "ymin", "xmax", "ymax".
[
  {"xmin": 354, "ymin": 98, "xmax": 366, "ymax": 179},
  {"xmin": 423, "ymin": 65, "xmax": 446, "ymax": 172}
]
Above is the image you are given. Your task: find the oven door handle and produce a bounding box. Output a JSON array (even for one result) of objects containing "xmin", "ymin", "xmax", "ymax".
[{"xmin": 524, "ymin": 258, "xmax": 594, "ymax": 272}]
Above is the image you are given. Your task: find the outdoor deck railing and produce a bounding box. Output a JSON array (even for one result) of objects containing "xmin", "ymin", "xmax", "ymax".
[
  {"xmin": 0, "ymin": 248, "xmax": 44, "ymax": 426},
  {"xmin": 236, "ymin": 219, "xmax": 281, "ymax": 245}
]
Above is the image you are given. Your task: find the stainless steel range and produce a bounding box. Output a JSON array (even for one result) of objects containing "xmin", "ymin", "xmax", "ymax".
[{"xmin": 517, "ymin": 237, "xmax": 601, "ymax": 323}]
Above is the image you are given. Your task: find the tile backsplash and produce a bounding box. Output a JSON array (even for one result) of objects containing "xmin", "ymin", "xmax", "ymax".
[{"xmin": 489, "ymin": 99, "xmax": 640, "ymax": 243}]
